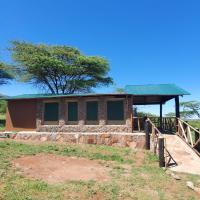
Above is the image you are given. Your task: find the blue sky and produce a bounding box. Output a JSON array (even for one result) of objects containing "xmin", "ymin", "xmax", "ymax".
[{"xmin": 0, "ymin": 0, "xmax": 200, "ymax": 114}]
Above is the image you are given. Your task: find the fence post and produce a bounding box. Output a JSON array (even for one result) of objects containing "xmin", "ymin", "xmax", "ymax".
[
  {"xmin": 195, "ymin": 129, "xmax": 200, "ymax": 151},
  {"xmin": 195, "ymin": 128, "xmax": 199, "ymax": 143},
  {"xmin": 145, "ymin": 119, "xmax": 150, "ymax": 150},
  {"xmin": 183, "ymin": 121, "xmax": 188, "ymax": 139},
  {"xmin": 158, "ymin": 137, "xmax": 165, "ymax": 167}
]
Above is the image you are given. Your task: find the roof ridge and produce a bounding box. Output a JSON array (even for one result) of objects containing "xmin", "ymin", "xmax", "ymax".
[{"xmin": 125, "ymin": 83, "xmax": 175, "ymax": 87}]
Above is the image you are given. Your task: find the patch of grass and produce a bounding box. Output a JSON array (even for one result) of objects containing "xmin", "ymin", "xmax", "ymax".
[
  {"xmin": 0, "ymin": 113, "xmax": 5, "ymax": 131},
  {"xmin": 188, "ymin": 119, "xmax": 200, "ymax": 129},
  {"xmin": 0, "ymin": 113, "xmax": 5, "ymax": 120},
  {"xmin": 0, "ymin": 140, "xmax": 199, "ymax": 200},
  {"xmin": 3, "ymin": 176, "xmax": 63, "ymax": 200}
]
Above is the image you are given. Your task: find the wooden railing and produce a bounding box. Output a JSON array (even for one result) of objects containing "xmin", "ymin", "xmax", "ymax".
[
  {"xmin": 133, "ymin": 117, "xmax": 144, "ymax": 131},
  {"xmin": 162, "ymin": 117, "xmax": 176, "ymax": 133},
  {"xmin": 141, "ymin": 117, "xmax": 200, "ymax": 167},
  {"xmin": 147, "ymin": 118, "xmax": 161, "ymax": 154},
  {"xmin": 133, "ymin": 117, "xmax": 176, "ymax": 133},
  {"xmin": 145, "ymin": 118, "xmax": 175, "ymax": 167},
  {"xmin": 177, "ymin": 118, "xmax": 200, "ymax": 156}
]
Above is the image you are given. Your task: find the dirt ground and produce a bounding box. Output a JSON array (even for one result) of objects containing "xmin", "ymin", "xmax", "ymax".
[
  {"xmin": 134, "ymin": 150, "xmax": 145, "ymax": 167},
  {"xmin": 13, "ymin": 154, "xmax": 111, "ymax": 184}
]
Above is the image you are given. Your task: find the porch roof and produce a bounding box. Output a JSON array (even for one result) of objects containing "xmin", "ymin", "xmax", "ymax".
[
  {"xmin": 125, "ymin": 84, "xmax": 190, "ymax": 105},
  {"xmin": 124, "ymin": 84, "xmax": 190, "ymax": 96}
]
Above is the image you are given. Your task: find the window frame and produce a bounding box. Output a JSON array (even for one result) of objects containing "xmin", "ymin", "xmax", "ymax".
[
  {"xmin": 106, "ymin": 99, "xmax": 125, "ymax": 124},
  {"xmin": 43, "ymin": 101, "xmax": 59, "ymax": 125},
  {"xmin": 86, "ymin": 100, "xmax": 98, "ymax": 124},
  {"xmin": 67, "ymin": 101, "xmax": 78, "ymax": 124}
]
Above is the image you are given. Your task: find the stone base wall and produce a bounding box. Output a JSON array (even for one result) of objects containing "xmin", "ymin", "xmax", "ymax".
[
  {"xmin": 38, "ymin": 125, "xmax": 132, "ymax": 133},
  {"xmin": 8, "ymin": 132, "xmax": 145, "ymax": 149}
]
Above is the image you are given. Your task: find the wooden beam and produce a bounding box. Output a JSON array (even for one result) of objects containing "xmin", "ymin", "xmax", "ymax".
[
  {"xmin": 160, "ymin": 103, "xmax": 163, "ymax": 132},
  {"xmin": 175, "ymin": 96, "xmax": 180, "ymax": 132},
  {"xmin": 175, "ymin": 96, "xmax": 180, "ymax": 118},
  {"xmin": 159, "ymin": 137, "xmax": 165, "ymax": 167}
]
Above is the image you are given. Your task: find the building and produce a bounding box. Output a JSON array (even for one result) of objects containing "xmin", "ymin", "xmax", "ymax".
[
  {"xmin": 3, "ymin": 84, "xmax": 190, "ymax": 147},
  {"xmin": 5, "ymin": 84, "xmax": 190, "ymax": 132}
]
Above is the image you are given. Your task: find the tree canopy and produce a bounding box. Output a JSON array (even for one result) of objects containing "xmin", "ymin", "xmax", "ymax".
[
  {"xmin": 180, "ymin": 101, "xmax": 200, "ymax": 118},
  {"xmin": 10, "ymin": 41, "xmax": 113, "ymax": 94},
  {"xmin": 0, "ymin": 62, "xmax": 13, "ymax": 85},
  {"xmin": 165, "ymin": 101, "xmax": 200, "ymax": 119},
  {"xmin": 114, "ymin": 87, "xmax": 125, "ymax": 94}
]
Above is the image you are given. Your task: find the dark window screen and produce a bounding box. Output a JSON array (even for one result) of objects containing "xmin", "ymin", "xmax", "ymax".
[
  {"xmin": 44, "ymin": 102, "xmax": 59, "ymax": 121},
  {"xmin": 68, "ymin": 102, "xmax": 78, "ymax": 121},
  {"xmin": 86, "ymin": 101, "xmax": 98, "ymax": 121},
  {"xmin": 107, "ymin": 101, "xmax": 124, "ymax": 120}
]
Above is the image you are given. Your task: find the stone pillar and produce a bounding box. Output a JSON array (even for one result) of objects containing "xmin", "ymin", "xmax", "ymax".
[
  {"xmin": 59, "ymin": 99, "xmax": 65, "ymax": 126},
  {"xmin": 99, "ymin": 97, "xmax": 106, "ymax": 125},
  {"xmin": 78, "ymin": 97, "xmax": 85, "ymax": 125},
  {"xmin": 36, "ymin": 100, "xmax": 43, "ymax": 131}
]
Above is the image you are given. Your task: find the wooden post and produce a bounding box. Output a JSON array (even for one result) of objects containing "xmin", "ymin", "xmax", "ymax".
[
  {"xmin": 195, "ymin": 129, "xmax": 200, "ymax": 151},
  {"xmin": 159, "ymin": 137, "xmax": 165, "ymax": 167},
  {"xmin": 145, "ymin": 119, "xmax": 150, "ymax": 150},
  {"xmin": 183, "ymin": 121, "xmax": 188, "ymax": 138},
  {"xmin": 160, "ymin": 103, "xmax": 163, "ymax": 132},
  {"xmin": 175, "ymin": 96, "xmax": 180, "ymax": 132},
  {"xmin": 195, "ymin": 129, "xmax": 200, "ymax": 143}
]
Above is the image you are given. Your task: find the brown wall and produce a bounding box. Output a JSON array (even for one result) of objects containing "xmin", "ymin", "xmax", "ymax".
[
  {"xmin": 6, "ymin": 100, "xmax": 37, "ymax": 131},
  {"xmin": 5, "ymin": 95, "xmax": 133, "ymax": 133}
]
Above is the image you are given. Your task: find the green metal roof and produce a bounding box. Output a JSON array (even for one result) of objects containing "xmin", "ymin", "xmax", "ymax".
[
  {"xmin": 124, "ymin": 84, "xmax": 190, "ymax": 96},
  {"xmin": 3, "ymin": 84, "xmax": 190, "ymax": 100},
  {"xmin": 4, "ymin": 93, "xmax": 125, "ymax": 100}
]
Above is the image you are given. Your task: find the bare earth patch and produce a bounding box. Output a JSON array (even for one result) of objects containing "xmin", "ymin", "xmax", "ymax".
[
  {"xmin": 135, "ymin": 150, "xmax": 145, "ymax": 167},
  {"xmin": 13, "ymin": 154, "xmax": 110, "ymax": 184}
]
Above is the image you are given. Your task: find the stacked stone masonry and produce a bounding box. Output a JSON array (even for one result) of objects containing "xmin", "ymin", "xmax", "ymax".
[
  {"xmin": 8, "ymin": 132, "xmax": 145, "ymax": 148},
  {"xmin": 36, "ymin": 96, "xmax": 133, "ymax": 133}
]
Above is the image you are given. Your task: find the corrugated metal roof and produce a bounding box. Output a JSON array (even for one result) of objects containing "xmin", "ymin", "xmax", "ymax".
[
  {"xmin": 2, "ymin": 84, "xmax": 190, "ymax": 100},
  {"xmin": 124, "ymin": 84, "xmax": 190, "ymax": 95},
  {"xmin": 4, "ymin": 93, "xmax": 126, "ymax": 100}
]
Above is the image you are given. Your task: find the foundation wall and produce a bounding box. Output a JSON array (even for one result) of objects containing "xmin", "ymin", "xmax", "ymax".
[{"xmin": 10, "ymin": 132, "xmax": 145, "ymax": 148}]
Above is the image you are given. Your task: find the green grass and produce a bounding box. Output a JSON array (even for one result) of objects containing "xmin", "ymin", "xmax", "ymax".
[
  {"xmin": 0, "ymin": 140, "xmax": 199, "ymax": 200},
  {"xmin": 0, "ymin": 113, "xmax": 5, "ymax": 131},
  {"xmin": 188, "ymin": 119, "xmax": 200, "ymax": 130},
  {"xmin": 0, "ymin": 113, "xmax": 5, "ymax": 120}
]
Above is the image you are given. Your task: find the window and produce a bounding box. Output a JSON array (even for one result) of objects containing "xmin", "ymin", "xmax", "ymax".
[
  {"xmin": 86, "ymin": 101, "xmax": 98, "ymax": 121},
  {"xmin": 107, "ymin": 100, "xmax": 124, "ymax": 120},
  {"xmin": 44, "ymin": 102, "xmax": 59, "ymax": 122},
  {"xmin": 68, "ymin": 102, "xmax": 78, "ymax": 121}
]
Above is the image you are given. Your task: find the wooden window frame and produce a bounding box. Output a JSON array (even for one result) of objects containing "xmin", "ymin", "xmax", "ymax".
[
  {"xmin": 43, "ymin": 101, "xmax": 59, "ymax": 125},
  {"xmin": 106, "ymin": 99, "xmax": 125, "ymax": 124},
  {"xmin": 86, "ymin": 100, "xmax": 99, "ymax": 125},
  {"xmin": 66, "ymin": 101, "xmax": 78, "ymax": 125}
]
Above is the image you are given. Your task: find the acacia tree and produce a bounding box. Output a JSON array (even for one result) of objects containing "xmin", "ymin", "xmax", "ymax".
[
  {"xmin": 10, "ymin": 41, "xmax": 113, "ymax": 94},
  {"xmin": 0, "ymin": 62, "xmax": 13, "ymax": 85},
  {"xmin": 180, "ymin": 101, "xmax": 200, "ymax": 118},
  {"xmin": 0, "ymin": 61, "xmax": 13, "ymax": 115},
  {"xmin": 165, "ymin": 101, "xmax": 200, "ymax": 119}
]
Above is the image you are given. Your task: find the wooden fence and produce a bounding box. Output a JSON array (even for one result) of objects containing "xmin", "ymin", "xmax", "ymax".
[
  {"xmin": 177, "ymin": 118, "xmax": 200, "ymax": 156},
  {"xmin": 145, "ymin": 118, "xmax": 176, "ymax": 167},
  {"xmin": 133, "ymin": 117, "xmax": 176, "ymax": 133}
]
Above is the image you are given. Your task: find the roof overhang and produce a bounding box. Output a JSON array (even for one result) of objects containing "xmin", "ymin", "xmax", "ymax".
[
  {"xmin": 132, "ymin": 95, "xmax": 177, "ymax": 105},
  {"xmin": 2, "ymin": 84, "xmax": 190, "ymax": 105},
  {"xmin": 125, "ymin": 84, "xmax": 190, "ymax": 96}
]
